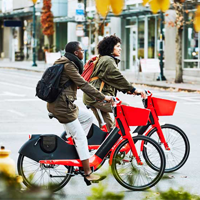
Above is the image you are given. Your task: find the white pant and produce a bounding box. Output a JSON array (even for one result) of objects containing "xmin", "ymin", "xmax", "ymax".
[{"xmin": 63, "ymin": 107, "xmax": 93, "ymax": 161}]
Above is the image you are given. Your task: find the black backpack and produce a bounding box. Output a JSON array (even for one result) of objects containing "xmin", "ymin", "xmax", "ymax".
[{"xmin": 36, "ymin": 63, "xmax": 73, "ymax": 103}]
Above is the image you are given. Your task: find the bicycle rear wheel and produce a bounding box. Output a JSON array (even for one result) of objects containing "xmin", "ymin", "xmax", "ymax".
[
  {"xmin": 111, "ymin": 135, "xmax": 165, "ymax": 191},
  {"xmin": 146, "ymin": 124, "xmax": 190, "ymax": 173},
  {"xmin": 17, "ymin": 154, "xmax": 73, "ymax": 192}
]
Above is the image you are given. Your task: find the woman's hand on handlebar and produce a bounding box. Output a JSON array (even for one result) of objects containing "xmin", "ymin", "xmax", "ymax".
[{"xmin": 134, "ymin": 89, "xmax": 147, "ymax": 99}]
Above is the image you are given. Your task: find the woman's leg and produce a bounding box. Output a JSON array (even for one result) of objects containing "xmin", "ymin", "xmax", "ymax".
[{"xmin": 90, "ymin": 102, "xmax": 113, "ymax": 131}]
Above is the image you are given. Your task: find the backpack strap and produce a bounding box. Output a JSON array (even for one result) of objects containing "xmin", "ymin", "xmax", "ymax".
[
  {"xmin": 63, "ymin": 79, "xmax": 73, "ymax": 89},
  {"xmin": 90, "ymin": 76, "xmax": 105, "ymax": 92}
]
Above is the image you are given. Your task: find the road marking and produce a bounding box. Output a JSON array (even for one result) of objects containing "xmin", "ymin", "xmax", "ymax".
[
  {"xmin": 176, "ymin": 111, "xmax": 200, "ymax": 119},
  {"xmin": 0, "ymin": 71, "xmax": 41, "ymax": 80},
  {"xmin": 8, "ymin": 109, "xmax": 26, "ymax": 117},
  {"xmin": 0, "ymin": 92, "xmax": 26, "ymax": 97},
  {"xmin": 183, "ymin": 102, "xmax": 200, "ymax": 105},
  {"xmin": 0, "ymin": 132, "xmax": 61, "ymax": 135},
  {"xmin": 0, "ymin": 98, "xmax": 40, "ymax": 102},
  {"xmin": 0, "ymin": 82, "xmax": 34, "ymax": 90}
]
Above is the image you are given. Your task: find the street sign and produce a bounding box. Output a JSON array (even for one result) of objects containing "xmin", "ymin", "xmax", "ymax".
[
  {"xmin": 4, "ymin": 20, "xmax": 22, "ymax": 27},
  {"xmin": 76, "ymin": 24, "xmax": 84, "ymax": 37},
  {"xmin": 75, "ymin": 3, "xmax": 85, "ymax": 22}
]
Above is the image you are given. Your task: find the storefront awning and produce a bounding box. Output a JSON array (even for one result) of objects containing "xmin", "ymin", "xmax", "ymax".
[
  {"xmin": 108, "ymin": 6, "xmax": 153, "ymax": 18},
  {"xmin": 0, "ymin": 7, "xmax": 41, "ymax": 18},
  {"xmin": 54, "ymin": 16, "xmax": 76, "ymax": 23}
]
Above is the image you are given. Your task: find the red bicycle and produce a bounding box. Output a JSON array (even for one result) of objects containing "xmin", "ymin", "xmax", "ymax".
[
  {"xmin": 134, "ymin": 91, "xmax": 190, "ymax": 173},
  {"xmin": 61, "ymin": 91, "xmax": 190, "ymax": 173},
  {"xmin": 17, "ymin": 99, "xmax": 166, "ymax": 192}
]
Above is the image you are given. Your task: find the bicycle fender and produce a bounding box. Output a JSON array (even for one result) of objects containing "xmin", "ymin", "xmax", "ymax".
[
  {"xmin": 109, "ymin": 139, "xmax": 125, "ymax": 166},
  {"xmin": 18, "ymin": 134, "xmax": 79, "ymax": 162}
]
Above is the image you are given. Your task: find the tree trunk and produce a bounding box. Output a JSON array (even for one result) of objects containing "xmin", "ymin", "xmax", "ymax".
[
  {"xmin": 94, "ymin": 13, "xmax": 100, "ymax": 55},
  {"xmin": 47, "ymin": 35, "xmax": 53, "ymax": 51},
  {"xmin": 175, "ymin": 28, "xmax": 183, "ymax": 83}
]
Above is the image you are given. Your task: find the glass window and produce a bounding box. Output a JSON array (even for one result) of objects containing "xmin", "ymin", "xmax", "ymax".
[
  {"xmin": 138, "ymin": 19, "xmax": 144, "ymax": 59},
  {"xmin": 184, "ymin": 62, "xmax": 198, "ymax": 68},
  {"xmin": 126, "ymin": 18, "xmax": 131, "ymax": 69},
  {"xmin": 148, "ymin": 17, "xmax": 155, "ymax": 58},
  {"xmin": 184, "ymin": 11, "xmax": 199, "ymax": 68},
  {"xmin": 184, "ymin": 27, "xmax": 199, "ymax": 60}
]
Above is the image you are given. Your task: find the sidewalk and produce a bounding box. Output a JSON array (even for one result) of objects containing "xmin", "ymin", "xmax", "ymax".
[{"xmin": 0, "ymin": 60, "xmax": 200, "ymax": 93}]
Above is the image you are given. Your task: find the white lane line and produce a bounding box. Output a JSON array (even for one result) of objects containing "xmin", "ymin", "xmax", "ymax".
[
  {"xmin": 0, "ymin": 82, "xmax": 34, "ymax": 90},
  {"xmin": 183, "ymin": 102, "xmax": 200, "ymax": 105},
  {"xmin": 0, "ymin": 98, "xmax": 40, "ymax": 102},
  {"xmin": 0, "ymin": 72, "xmax": 41, "ymax": 80},
  {"xmin": 0, "ymin": 92, "xmax": 26, "ymax": 97},
  {"xmin": 176, "ymin": 111, "xmax": 200, "ymax": 119},
  {"xmin": 0, "ymin": 132, "xmax": 60, "ymax": 135},
  {"xmin": 8, "ymin": 109, "xmax": 26, "ymax": 117}
]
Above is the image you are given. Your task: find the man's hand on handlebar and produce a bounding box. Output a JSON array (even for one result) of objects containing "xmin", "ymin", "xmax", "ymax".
[{"xmin": 104, "ymin": 95, "xmax": 115, "ymax": 106}]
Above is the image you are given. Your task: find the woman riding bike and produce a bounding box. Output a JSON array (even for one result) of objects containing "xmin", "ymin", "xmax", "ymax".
[
  {"xmin": 83, "ymin": 35, "xmax": 146, "ymax": 131},
  {"xmin": 47, "ymin": 41, "xmax": 113, "ymax": 185}
]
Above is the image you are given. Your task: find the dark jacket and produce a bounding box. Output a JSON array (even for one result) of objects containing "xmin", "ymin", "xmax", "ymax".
[
  {"xmin": 83, "ymin": 55, "xmax": 135, "ymax": 105},
  {"xmin": 47, "ymin": 56, "xmax": 105, "ymax": 123}
]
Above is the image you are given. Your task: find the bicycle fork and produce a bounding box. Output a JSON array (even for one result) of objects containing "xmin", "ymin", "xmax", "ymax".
[{"xmin": 148, "ymin": 106, "xmax": 170, "ymax": 151}]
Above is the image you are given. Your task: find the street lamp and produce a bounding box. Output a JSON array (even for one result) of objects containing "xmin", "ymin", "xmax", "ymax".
[
  {"xmin": 157, "ymin": 11, "xmax": 166, "ymax": 81},
  {"xmin": 31, "ymin": 0, "xmax": 37, "ymax": 67}
]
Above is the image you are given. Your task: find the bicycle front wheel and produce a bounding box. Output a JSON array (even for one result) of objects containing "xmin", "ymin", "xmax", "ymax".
[
  {"xmin": 17, "ymin": 154, "xmax": 73, "ymax": 192},
  {"xmin": 146, "ymin": 124, "xmax": 190, "ymax": 173},
  {"xmin": 111, "ymin": 135, "xmax": 165, "ymax": 191}
]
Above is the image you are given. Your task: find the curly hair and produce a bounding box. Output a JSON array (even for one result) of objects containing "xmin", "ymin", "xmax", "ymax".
[{"xmin": 97, "ymin": 35, "xmax": 121, "ymax": 56}]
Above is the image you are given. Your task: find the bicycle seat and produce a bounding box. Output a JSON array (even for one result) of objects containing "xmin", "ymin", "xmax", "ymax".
[{"xmin": 48, "ymin": 112, "xmax": 54, "ymax": 119}]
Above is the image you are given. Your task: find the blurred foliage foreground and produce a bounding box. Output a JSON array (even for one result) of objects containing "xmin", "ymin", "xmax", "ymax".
[
  {"xmin": 87, "ymin": 167, "xmax": 200, "ymax": 200},
  {"xmin": 1, "ymin": 169, "xmax": 200, "ymax": 200},
  {"xmin": 0, "ymin": 172, "xmax": 64, "ymax": 200}
]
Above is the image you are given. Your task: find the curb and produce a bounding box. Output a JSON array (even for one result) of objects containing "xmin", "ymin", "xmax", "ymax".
[
  {"xmin": 1, "ymin": 66, "xmax": 200, "ymax": 93},
  {"xmin": 133, "ymin": 82, "xmax": 200, "ymax": 93},
  {"xmin": 0, "ymin": 66, "xmax": 44, "ymax": 73}
]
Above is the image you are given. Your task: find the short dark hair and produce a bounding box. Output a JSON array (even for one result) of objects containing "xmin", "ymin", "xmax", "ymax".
[
  {"xmin": 65, "ymin": 41, "xmax": 80, "ymax": 54},
  {"xmin": 97, "ymin": 35, "xmax": 121, "ymax": 56}
]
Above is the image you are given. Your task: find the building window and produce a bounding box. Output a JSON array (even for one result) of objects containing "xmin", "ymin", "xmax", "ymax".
[
  {"xmin": 148, "ymin": 16, "xmax": 155, "ymax": 58},
  {"xmin": 184, "ymin": 11, "xmax": 200, "ymax": 68},
  {"xmin": 138, "ymin": 18, "xmax": 144, "ymax": 59}
]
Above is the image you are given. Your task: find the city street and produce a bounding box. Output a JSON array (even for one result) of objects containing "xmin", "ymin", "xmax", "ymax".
[{"xmin": 0, "ymin": 68, "xmax": 200, "ymax": 199}]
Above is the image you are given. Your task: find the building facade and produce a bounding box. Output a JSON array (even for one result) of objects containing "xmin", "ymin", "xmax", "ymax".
[{"xmin": 0, "ymin": 0, "xmax": 199, "ymax": 77}]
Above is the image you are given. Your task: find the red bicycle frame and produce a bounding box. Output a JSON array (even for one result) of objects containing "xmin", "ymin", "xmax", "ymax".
[
  {"xmin": 40, "ymin": 102, "xmax": 150, "ymax": 169},
  {"xmin": 142, "ymin": 92, "xmax": 177, "ymax": 150}
]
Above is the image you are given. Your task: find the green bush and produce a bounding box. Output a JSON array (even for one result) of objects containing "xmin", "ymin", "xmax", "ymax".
[
  {"xmin": 0, "ymin": 172, "xmax": 63, "ymax": 200},
  {"xmin": 143, "ymin": 187, "xmax": 200, "ymax": 200}
]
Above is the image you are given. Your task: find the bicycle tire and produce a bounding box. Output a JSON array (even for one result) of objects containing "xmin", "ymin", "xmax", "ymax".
[
  {"xmin": 17, "ymin": 154, "xmax": 73, "ymax": 192},
  {"xmin": 111, "ymin": 135, "xmax": 166, "ymax": 191},
  {"xmin": 145, "ymin": 124, "xmax": 190, "ymax": 173}
]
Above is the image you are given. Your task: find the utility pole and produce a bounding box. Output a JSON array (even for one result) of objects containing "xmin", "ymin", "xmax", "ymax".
[
  {"xmin": 83, "ymin": 0, "xmax": 87, "ymax": 64},
  {"xmin": 32, "ymin": 0, "xmax": 37, "ymax": 67},
  {"xmin": 157, "ymin": 11, "xmax": 166, "ymax": 81}
]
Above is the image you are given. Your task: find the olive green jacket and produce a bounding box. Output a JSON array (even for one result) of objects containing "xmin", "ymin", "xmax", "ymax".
[
  {"xmin": 47, "ymin": 56, "xmax": 105, "ymax": 123},
  {"xmin": 83, "ymin": 55, "xmax": 135, "ymax": 105}
]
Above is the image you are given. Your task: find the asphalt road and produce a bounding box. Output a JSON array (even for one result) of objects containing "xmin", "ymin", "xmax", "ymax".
[{"xmin": 0, "ymin": 68, "xmax": 200, "ymax": 199}]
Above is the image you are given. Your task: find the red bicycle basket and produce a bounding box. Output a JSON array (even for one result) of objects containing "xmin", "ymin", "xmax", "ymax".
[
  {"xmin": 152, "ymin": 97, "xmax": 177, "ymax": 116},
  {"xmin": 121, "ymin": 105, "xmax": 150, "ymax": 126}
]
